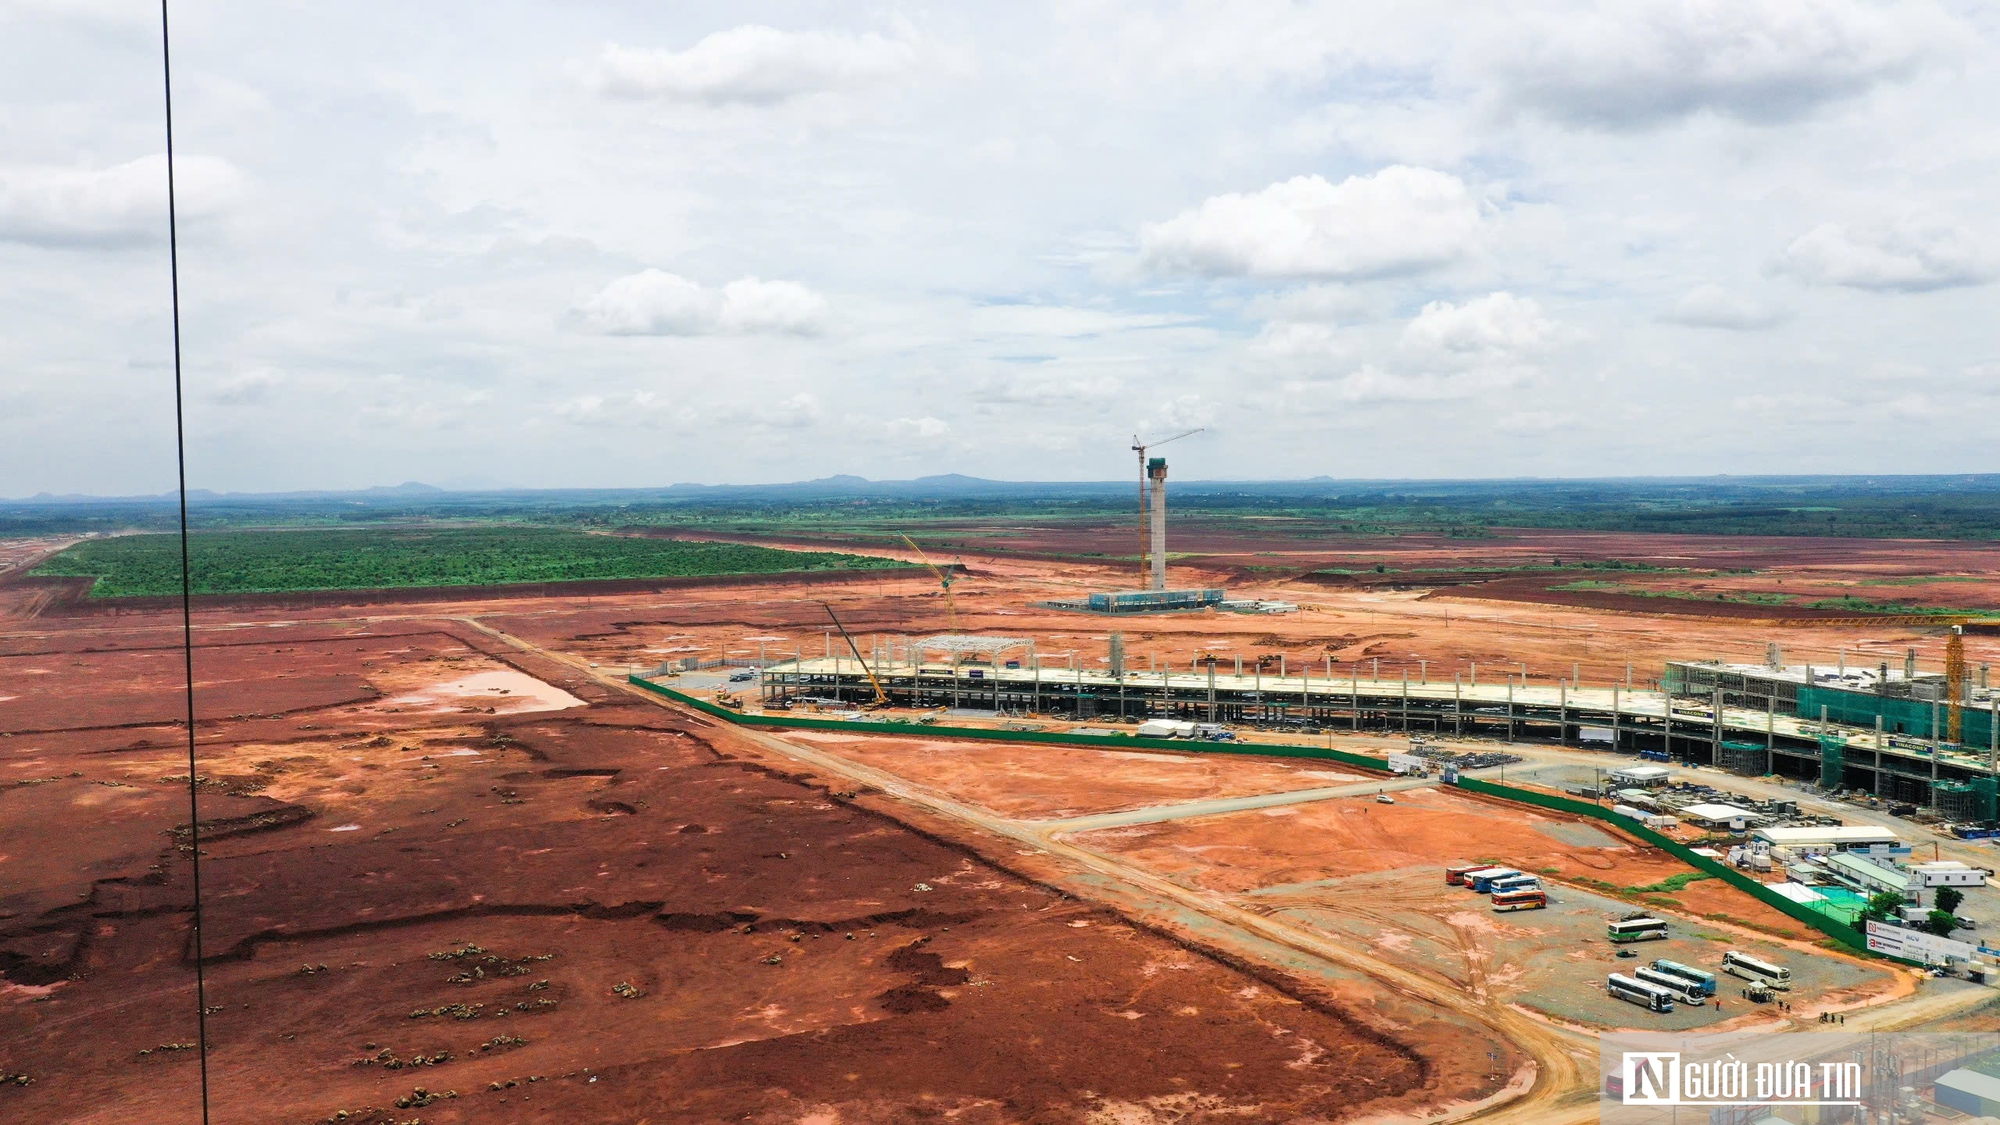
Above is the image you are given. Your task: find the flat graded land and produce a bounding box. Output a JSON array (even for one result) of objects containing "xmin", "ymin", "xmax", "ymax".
[
  {"xmin": 788, "ymin": 731, "xmax": 1365, "ymax": 819},
  {"xmin": 1066, "ymin": 785, "xmax": 1806, "ymax": 930}
]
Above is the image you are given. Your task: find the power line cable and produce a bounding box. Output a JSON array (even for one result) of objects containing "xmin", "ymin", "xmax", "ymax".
[{"xmin": 158, "ymin": 1, "xmax": 214, "ymax": 1120}]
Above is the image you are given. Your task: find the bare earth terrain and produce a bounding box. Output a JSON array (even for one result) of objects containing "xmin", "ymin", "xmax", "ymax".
[{"xmin": 3, "ymin": 523, "xmax": 1993, "ymax": 1123}]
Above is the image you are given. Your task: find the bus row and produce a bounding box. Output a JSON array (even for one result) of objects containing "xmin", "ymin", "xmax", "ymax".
[{"xmin": 1445, "ymin": 863, "xmax": 1547, "ymax": 911}]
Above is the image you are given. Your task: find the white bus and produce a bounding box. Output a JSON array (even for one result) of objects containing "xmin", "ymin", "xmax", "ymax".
[
  {"xmin": 1651, "ymin": 959, "xmax": 1717, "ymax": 996},
  {"xmin": 1607, "ymin": 916, "xmax": 1670, "ymax": 943},
  {"xmin": 1634, "ymin": 966, "xmax": 1707, "ymax": 1005},
  {"xmin": 1491, "ymin": 888, "xmax": 1547, "ymax": 912},
  {"xmin": 1607, "ymin": 973, "xmax": 1675, "ymax": 1012},
  {"xmin": 1721, "ymin": 950, "xmax": 1791, "ymax": 989}
]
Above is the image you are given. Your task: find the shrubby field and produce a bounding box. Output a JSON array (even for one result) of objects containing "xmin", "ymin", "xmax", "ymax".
[{"xmin": 32, "ymin": 526, "xmax": 898, "ymax": 596}]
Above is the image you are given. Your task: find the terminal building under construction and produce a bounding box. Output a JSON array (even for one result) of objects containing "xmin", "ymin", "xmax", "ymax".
[{"xmin": 754, "ymin": 645, "xmax": 2000, "ymax": 818}]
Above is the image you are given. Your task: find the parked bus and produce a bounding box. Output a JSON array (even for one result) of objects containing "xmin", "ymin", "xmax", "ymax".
[
  {"xmin": 1490, "ymin": 874, "xmax": 1541, "ymax": 894},
  {"xmin": 1470, "ymin": 868, "xmax": 1523, "ymax": 893},
  {"xmin": 1445, "ymin": 864, "xmax": 1483, "ymax": 886},
  {"xmin": 1650, "ymin": 959, "xmax": 1718, "ymax": 997},
  {"xmin": 1607, "ymin": 917, "xmax": 1670, "ymax": 943},
  {"xmin": 1607, "ymin": 973, "xmax": 1675, "ymax": 1012},
  {"xmin": 1491, "ymin": 888, "xmax": 1547, "ymax": 912},
  {"xmin": 1459, "ymin": 866, "xmax": 1512, "ymax": 889},
  {"xmin": 1722, "ymin": 951, "xmax": 1792, "ymax": 989},
  {"xmin": 1634, "ymin": 966, "xmax": 1707, "ymax": 1005}
]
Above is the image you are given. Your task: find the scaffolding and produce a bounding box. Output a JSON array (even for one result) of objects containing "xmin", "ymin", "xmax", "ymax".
[
  {"xmin": 1935, "ymin": 777, "xmax": 1998, "ymax": 824},
  {"xmin": 1819, "ymin": 734, "xmax": 1846, "ymax": 790},
  {"xmin": 1719, "ymin": 739, "xmax": 1769, "ymax": 776}
]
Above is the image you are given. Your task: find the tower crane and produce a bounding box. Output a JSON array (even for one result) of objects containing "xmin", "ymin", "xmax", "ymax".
[
  {"xmin": 898, "ymin": 532, "xmax": 961, "ymax": 632},
  {"xmin": 1131, "ymin": 428, "xmax": 1202, "ymax": 584}
]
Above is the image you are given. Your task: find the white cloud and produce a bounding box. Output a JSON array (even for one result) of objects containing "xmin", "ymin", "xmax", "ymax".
[
  {"xmin": 1401, "ymin": 292, "xmax": 1562, "ymax": 359},
  {"xmin": 884, "ymin": 415, "xmax": 952, "ymax": 444},
  {"xmin": 589, "ymin": 25, "xmax": 926, "ymax": 105},
  {"xmin": 1138, "ymin": 166, "xmax": 1483, "ymax": 279},
  {"xmin": 1486, "ymin": 0, "xmax": 1957, "ymax": 130},
  {"xmin": 1661, "ymin": 284, "xmax": 1790, "ymax": 329},
  {"xmin": 1776, "ymin": 219, "xmax": 1990, "ymax": 292},
  {"xmin": 0, "ymin": 154, "xmax": 245, "ymax": 247},
  {"xmin": 966, "ymin": 303, "xmax": 1185, "ymax": 338},
  {"xmin": 1304, "ymin": 365, "xmax": 1517, "ymax": 405},
  {"xmin": 571, "ymin": 270, "xmax": 829, "ymax": 336},
  {"xmin": 1243, "ymin": 283, "xmax": 1369, "ymax": 325}
]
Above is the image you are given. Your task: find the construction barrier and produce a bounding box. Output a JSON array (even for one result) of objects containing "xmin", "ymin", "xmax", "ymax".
[
  {"xmin": 629, "ymin": 675, "xmax": 1873, "ymax": 952},
  {"xmin": 1454, "ymin": 777, "xmax": 1869, "ymax": 951}
]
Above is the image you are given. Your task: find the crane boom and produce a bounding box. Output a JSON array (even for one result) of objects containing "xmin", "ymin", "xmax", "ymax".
[
  {"xmin": 897, "ymin": 532, "xmax": 958, "ymax": 631},
  {"xmin": 821, "ymin": 603, "xmax": 889, "ymax": 708}
]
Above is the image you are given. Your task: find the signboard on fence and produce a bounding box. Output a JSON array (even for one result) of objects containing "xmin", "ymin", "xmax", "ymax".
[
  {"xmin": 1388, "ymin": 753, "xmax": 1426, "ymax": 775},
  {"xmin": 1866, "ymin": 919, "xmax": 1975, "ymax": 964}
]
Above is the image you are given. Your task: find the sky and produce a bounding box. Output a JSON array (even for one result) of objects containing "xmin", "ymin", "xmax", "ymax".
[{"xmin": 2, "ymin": 0, "xmax": 1997, "ymax": 495}]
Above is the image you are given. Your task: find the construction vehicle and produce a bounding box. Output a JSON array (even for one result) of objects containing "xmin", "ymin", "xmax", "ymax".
[
  {"xmin": 821, "ymin": 603, "xmax": 890, "ymax": 709},
  {"xmin": 898, "ymin": 533, "xmax": 962, "ymax": 632}
]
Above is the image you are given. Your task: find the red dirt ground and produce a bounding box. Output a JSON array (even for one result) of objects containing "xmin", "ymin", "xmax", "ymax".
[
  {"xmin": 787, "ymin": 732, "xmax": 1365, "ymax": 819},
  {"xmin": 2, "ymin": 591, "xmax": 1482, "ymax": 1124},
  {"xmin": 6, "ymin": 520, "xmax": 1985, "ymax": 1121},
  {"xmin": 1067, "ymin": 784, "xmax": 1807, "ymax": 935}
]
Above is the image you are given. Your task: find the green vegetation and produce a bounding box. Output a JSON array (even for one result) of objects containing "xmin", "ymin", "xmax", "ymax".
[
  {"xmin": 1550, "ymin": 581, "xmax": 1798, "ymax": 606},
  {"xmin": 1802, "ymin": 595, "xmax": 1999, "ymax": 617},
  {"xmin": 32, "ymin": 527, "xmax": 899, "ymax": 597},
  {"xmin": 1937, "ymin": 887, "xmax": 1965, "ymax": 916},
  {"xmin": 1626, "ymin": 872, "xmax": 1715, "ymax": 895},
  {"xmin": 1859, "ymin": 891, "xmax": 1907, "ymax": 924}
]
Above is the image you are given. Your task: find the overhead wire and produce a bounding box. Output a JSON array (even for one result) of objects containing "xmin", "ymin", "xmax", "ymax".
[{"xmin": 158, "ymin": 1, "xmax": 214, "ymax": 1120}]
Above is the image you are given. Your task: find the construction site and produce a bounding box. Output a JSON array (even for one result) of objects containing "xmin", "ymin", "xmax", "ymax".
[{"xmin": 8, "ymin": 447, "xmax": 2000, "ymax": 1124}]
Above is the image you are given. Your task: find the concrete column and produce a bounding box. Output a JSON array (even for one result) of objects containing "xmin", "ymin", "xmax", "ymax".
[
  {"xmin": 1711, "ymin": 686, "xmax": 1723, "ymax": 767},
  {"xmin": 1560, "ymin": 679, "xmax": 1568, "ymax": 747},
  {"xmin": 1612, "ymin": 684, "xmax": 1622, "ymax": 751},
  {"xmin": 1990, "ymin": 699, "xmax": 1997, "ymax": 776},
  {"xmin": 1207, "ymin": 663, "xmax": 1216, "ymax": 722},
  {"xmin": 1471, "ymin": 661, "xmax": 1478, "ymax": 687},
  {"xmin": 1506, "ymin": 677, "xmax": 1515, "ymax": 743},
  {"xmin": 1148, "ymin": 459, "xmax": 1168, "ymax": 591},
  {"xmin": 1766, "ymin": 692, "xmax": 1775, "ymax": 775},
  {"xmin": 1401, "ymin": 670, "xmax": 1409, "ymax": 733},
  {"xmin": 1454, "ymin": 674, "xmax": 1463, "ymax": 737},
  {"xmin": 1420, "ymin": 660, "xmax": 1428, "ymax": 685},
  {"xmin": 1626, "ymin": 663, "xmax": 1633, "ymax": 688},
  {"xmin": 1352, "ymin": 663, "xmax": 1360, "ymax": 732}
]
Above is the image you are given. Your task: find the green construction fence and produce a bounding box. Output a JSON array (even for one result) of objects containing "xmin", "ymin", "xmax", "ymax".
[{"xmin": 630, "ymin": 675, "xmax": 1875, "ymax": 953}]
